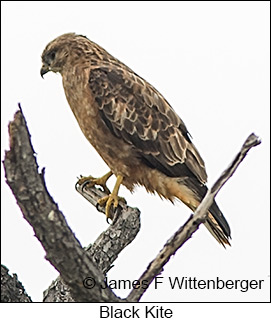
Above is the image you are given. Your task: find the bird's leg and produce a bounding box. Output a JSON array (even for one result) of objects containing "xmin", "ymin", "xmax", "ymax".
[
  {"xmin": 98, "ymin": 175, "xmax": 125, "ymax": 219},
  {"xmin": 77, "ymin": 171, "xmax": 113, "ymax": 194}
]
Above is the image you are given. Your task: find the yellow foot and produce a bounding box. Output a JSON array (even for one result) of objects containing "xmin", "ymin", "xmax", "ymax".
[
  {"xmin": 77, "ymin": 171, "xmax": 113, "ymax": 194},
  {"xmin": 97, "ymin": 174, "xmax": 125, "ymax": 220},
  {"xmin": 98, "ymin": 193, "xmax": 126, "ymax": 220}
]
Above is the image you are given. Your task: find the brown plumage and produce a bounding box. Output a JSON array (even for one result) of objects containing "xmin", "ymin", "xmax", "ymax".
[{"xmin": 41, "ymin": 33, "xmax": 231, "ymax": 247}]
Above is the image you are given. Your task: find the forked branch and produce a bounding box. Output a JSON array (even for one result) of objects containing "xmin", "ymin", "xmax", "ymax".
[{"xmin": 3, "ymin": 106, "xmax": 260, "ymax": 302}]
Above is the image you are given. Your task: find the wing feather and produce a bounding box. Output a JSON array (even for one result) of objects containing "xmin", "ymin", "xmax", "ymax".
[{"xmin": 89, "ymin": 65, "xmax": 207, "ymax": 183}]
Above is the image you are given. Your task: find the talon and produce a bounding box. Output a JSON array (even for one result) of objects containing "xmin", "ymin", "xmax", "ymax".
[
  {"xmin": 98, "ymin": 194, "xmax": 118, "ymax": 219},
  {"xmin": 77, "ymin": 171, "xmax": 112, "ymax": 194},
  {"xmin": 97, "ymin": 175, "xmax": 124, "ymax": 220}
]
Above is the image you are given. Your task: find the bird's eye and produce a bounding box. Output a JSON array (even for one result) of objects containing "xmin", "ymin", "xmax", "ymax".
[{"xmin": 49, "ymin": 51, "xmax": 56, "ymax": 61}]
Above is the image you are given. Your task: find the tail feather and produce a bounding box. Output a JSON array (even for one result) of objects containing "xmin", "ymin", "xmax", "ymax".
[
  {"xmin": 176, "ymin": 177, "xmax": 231, "ymax": 247},
  {"xmin": 205, "ymin": 200, "xmax": 231, "ymax": 247},
  {"xmin": 204, "ymin": 212, "xmax": 231, "ymax": 248}
]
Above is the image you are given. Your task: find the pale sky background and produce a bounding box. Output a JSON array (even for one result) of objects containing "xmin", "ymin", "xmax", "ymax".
[{"xmin": 1, "ymin": 0, "xmax": 270, "ymax": 313}]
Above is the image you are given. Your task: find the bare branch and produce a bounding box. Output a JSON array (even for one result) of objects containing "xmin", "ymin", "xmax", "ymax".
[
  {"xmin": 126, "ymin": 133, "xmax": 261, "ymax": 302},
  {"xmin": 3, "ymin": 105, "xmax": 260, "ymax": 303},
  {"xmin": 3, "ymin": 107, "xmax": 126, "ymax": 302},
  {"xmin": 75, "ymin": 182, "xmax": 141, "ymax": 275}
]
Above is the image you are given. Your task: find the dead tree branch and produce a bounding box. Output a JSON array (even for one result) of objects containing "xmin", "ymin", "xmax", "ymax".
[
  {"xmin": 3, "ymin": 107, "xmax": 140, "ymax": 302},
  {"xmin": 126, "ymin": 133, "xmax": 261, "ymax": 302},
  {"xmin": 2, "ymin": 105, "xmax": 260, "ymax": 302}
]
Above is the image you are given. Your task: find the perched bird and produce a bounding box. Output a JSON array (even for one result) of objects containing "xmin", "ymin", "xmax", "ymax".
[{"xmin": 41, "ymin": 33, "xmax": 231, "ymax": 247}]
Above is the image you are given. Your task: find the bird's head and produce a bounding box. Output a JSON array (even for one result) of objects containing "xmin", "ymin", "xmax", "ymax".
[{"xmin": 40, "ymin": 33, "xmax": 90, "ymax": 77}]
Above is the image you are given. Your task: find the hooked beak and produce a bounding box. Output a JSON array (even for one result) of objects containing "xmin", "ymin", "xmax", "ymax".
[{"xmin": 40, "ymin": 64, "xmax": 50, "ymax": 78}]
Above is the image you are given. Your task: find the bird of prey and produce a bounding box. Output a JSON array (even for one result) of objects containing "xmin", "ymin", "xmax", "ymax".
[{"xmin": 41, "ymin": 33, "xmax": 231, "ymax": 247}]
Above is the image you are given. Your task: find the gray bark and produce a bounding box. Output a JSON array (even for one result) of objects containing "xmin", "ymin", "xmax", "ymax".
[{"xmin": 2, "ymin": 106, "xmax": 260, "ymax": 302}]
